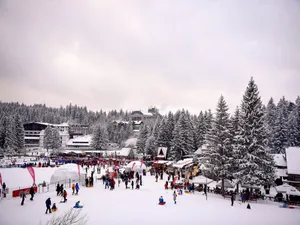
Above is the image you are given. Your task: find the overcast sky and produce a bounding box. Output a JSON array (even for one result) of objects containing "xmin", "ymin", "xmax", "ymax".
[{"xmin": 0, "ymin": 0, "xmax": 299, "ymax": 114}]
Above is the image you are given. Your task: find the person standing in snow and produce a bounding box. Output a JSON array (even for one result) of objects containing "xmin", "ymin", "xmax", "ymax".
[
  {"xmin": 140, "ymin": 175, "xmax": 142, "ymax": 186},
  {"xmin": 173, "ymin": 190, "xmax": 177, "ymax": 204},
  {"xmin": 231, "ymin": 193, "xmax": 235, "ymax": 206},
  {"xmin": 131, "ymin": 180, "xmax": 134, "ymax": 190},
  {"xmin": 62, "ymin": 190, "xmax": 67, "ymax": 202},
  {"xmin": 75, "ymin": 183, "xmax": 80, "ymax": 195},
  {"xmin": 56, "ymin": 183, "xmax": 60, "ymax": 196},
  {"xmin": 20, "ymin": 190, "xmax": 26, "ymax": 205},
  {"xmin": 29, "ymin": 186, "xmax": 35, "ymax": 200},
  {"xmin": 72, "ymin": 183, "xmax": 75, "ymax": 195},
  {"xmin": 45, "ymin": 197, "xmax": 51, "ymax": 214}
]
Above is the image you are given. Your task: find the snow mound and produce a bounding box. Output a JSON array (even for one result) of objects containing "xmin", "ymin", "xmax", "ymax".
[{"xmin": 50, "ymin": 163, "xmax": 86, "ymax": 184}]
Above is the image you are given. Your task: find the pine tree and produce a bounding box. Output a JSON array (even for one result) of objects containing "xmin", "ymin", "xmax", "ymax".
[
  {"xmin": 273, "ymin": 97, "xmax": 289, "ymax": 153},
  {"xmin": 264, "ymin": 98, "xmax": 277, "ymax": 152},
  {"xmin": 157, "ymin": 119, "xmax": 169, "ymax": 147},
  {"xmin": 202, "ymin": 95, "xmax": 233, "ymax": 196},
  {"xmin": 136, "ymin": 125, "xmax": 149, "ymax": 155},
  {"xmin": 235, "ymin": 78, "xmax": 275, "ymax": 186},
  {"xmin": 91, "ymin": 125, "xmax": 108, "ymax": 150},
  {"xmin": 171, "ymin": 111, "xmax": 194, "ymax": 160},
  {"xmin": 195, "ymin": 111, "xmax": 206, "ymax": 149},
  {"xmin": 3, "ymin": 116, "xmax": 16, "ymax": 152},
  {"xmin": 14, "ymin": 114, "xmax": 25, "ymax": 152},
  {"xmin": 145, "ymin": 135, "xmax": 157, "ymax": 159},
  {"xmin": 287, "ymin": 96, "xmax": 300, "ymax": 146},
  {"xmin": 52, "ymin": 128, "xmax": 62, "ymax": 150},
  {"xmin": 43, "ymin": 126, "xmax": 53, "ymax": 152}
]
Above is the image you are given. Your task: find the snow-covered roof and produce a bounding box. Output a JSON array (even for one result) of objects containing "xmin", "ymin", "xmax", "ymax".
[
  {"xmin": 119, "ymin": 148, "xmax": 132, "ymax": 157},
  {"xmin": 142, "ymin": 112, "xmax": 153, "ymax": 117},
  {"xmin": 192, "ymin": 175, "xmax": 213, "ymax": 184},
  {"xmin": 275, "ymin": 168, "xmax": 288, "ymax": 178},
  {"xmin": 286, "ymin": 147, "xmax": 300, "ymax": 175},
  {"xmin": 272, "ymin": 154, "xmax": 287, "ymax": 167},
  {"xmin": 172, "ymin": 158, "xmax": 194, "ymax": 168},
  {"xmin": 275, "ymin": 183, "xmax": 300, "ymax": 195},
  {"xmin": 216, "ymin": 179, "xmax": 235, "ymax": 188},
  {"xmin": 155, "ymin": 160, "xmax": 171, "ymax": 165},
  {"xmin": 66, "ymin": 135, "xmax": 92, "ymax": 146},
  {"xmin": 55, "ymin": 122, "xmax": 69, "ymax": 127}
]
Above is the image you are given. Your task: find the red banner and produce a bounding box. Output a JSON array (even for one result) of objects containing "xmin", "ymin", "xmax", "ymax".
[
  {"xmin": 12, "ymin": 186, "xmax": 37, "ymax": 198},
  {"xmin": 131, "ymin": 162, "xmax": 136, "ymax": 170},
  {"xmin": 0, "ymin": 173, "xmax": 2, "ymax": 186},
  {"xmin": 27, "ymin": 166, "xmax": 35, "ymax": 184}
]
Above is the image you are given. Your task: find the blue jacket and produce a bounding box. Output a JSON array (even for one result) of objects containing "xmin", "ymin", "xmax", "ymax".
[
  {"xmin": 75, "ymin": 183, "xmax": 79, "ymax": 190},
  {"xmin": 159, "ymin": 197, "xmax": 164, "ymax": 203}
]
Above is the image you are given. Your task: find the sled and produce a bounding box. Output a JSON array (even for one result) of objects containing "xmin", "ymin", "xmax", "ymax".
[
  {"xmin": 185, "ymin": 191, "xmax": 190, "ymax": 194},
  {"xmin": 158, "ymin": 202, "xmax": 166, "ymax": 205},
  {"xmin": 52, "ymin": 208, "xmax": 58, "ymax": 212}
]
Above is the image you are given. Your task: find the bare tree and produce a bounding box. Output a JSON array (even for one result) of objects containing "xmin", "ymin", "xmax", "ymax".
[{"xmin": 44, "ymin": 208, "xmax": 87, "ymax": 225}]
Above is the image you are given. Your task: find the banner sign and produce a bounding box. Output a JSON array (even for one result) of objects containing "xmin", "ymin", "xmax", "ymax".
[{"xmin": 27, "ymin": 166, "xmax": 36, "ymax": 184}]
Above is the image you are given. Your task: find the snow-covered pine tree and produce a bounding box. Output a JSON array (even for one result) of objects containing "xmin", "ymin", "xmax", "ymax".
[
  {"xmin": 203, "ymin": 109, "xmax": 213, "ymax": 144},
  {"xmin": 43, "ymin": 126, "xmax": 53, "ymax": 152},
  {"xmin": 14, "ymin": 114, "xmax": 25, "ymax": 152},
  {"xmin": 235, "ymin": 78, "xmax": 275, "ymax": 186},
  {"xmin": 202, "ymin": 95, "xmax": 233, "ymax": 196},
  {"xmin": 273, "ymin": 97, "xmax": 289, "ymax": 153},
  {"xmin": 287, "ymin": 96, "xmax": 300, "ymax": 147},
  {"xmin": 136, "ymin": 125, "xmax": 149, "ymax": 155},
  {"xmin": 145, "ymin": 135, "xmax": 157, "ymax": 159},
  {"xmin": 195, "ymin": 111, "xmax": 206, "ymax": 149},
  {"xmin": 171, "ymin": 110, "xmax": 194, "ymax": 160},
  {"xmin": 157, "ymin": 118, "xmax": 168, "ymax": 147},
  {"xmin": 52, "ymin": 128, "xmax": 62, "ymax": 150},
  {"xmin": 91, "ymin": 125, "xmax": 108, "ymax": 150},
  {"xmin": 264, "ymin": 98, "xmax": 277, "ymax": 152}
]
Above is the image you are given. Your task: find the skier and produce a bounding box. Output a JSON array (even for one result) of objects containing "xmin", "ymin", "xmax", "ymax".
[
  {"xmin": 75, "ymin": 183, "xmax": 80, "ymax": 195},
  {"xmin": 20, "ymin": 190, "xmax": 26, "ymax": 205},
  {"xmin": 173, "ymin": 190, "xmax": 177, "ymax": 204},
  {"xmin": 45, "ymin": 197, "xmax": 51, "ymax": 214},
  {"xmin": 29, "ymin": 186, "xmax": 35, "ymax": 201},
  {"xmin": 231, "ymin": 193, "xmax": 235, "ymax": 206},
  {"xmin": 72, "ymin": 183, "xmax": 75, "ymax": 195}
]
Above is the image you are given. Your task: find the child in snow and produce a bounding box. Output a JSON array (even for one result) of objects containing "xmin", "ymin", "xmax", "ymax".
[
  {"xmin": 118, "ymin": 179, "xmax": 121, "ymax": 187},
  {"xmin": 63, "ymin": 190, "xmax": 67, "ymax": 202},
  {"xmin": 131, "ymin": 180, "xmax": 134, "ymax": 190},
  {"xmin": 20, "ymin": 190, "xmax": 26, "ymax": 205},
  {"xmin": 51, "ymin": 203, "xmax": 57, "ymax": 212},
  {"xmin": 159, "ymin": 196, "xmax": 166, "ymax": 205},
  {"xmin": 74, "ymin": 201, "xmax": 83, "ymax": 208},
  {"xmin": 75, "ymin": 183, "xmax": 80, "ymax": 195},
  {"xmin": 173, "ymin": 191, "xmax": 177, "ymax": 204},
  {"xmin": 72, "ymin": 183, "xmax": 75, "ymax": 195},
  {"xmin": 155, "ymin": 174, "xmax": 158, "ymax": 182}
]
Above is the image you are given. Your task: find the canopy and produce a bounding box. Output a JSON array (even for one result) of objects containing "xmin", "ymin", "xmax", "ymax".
[
  {"xmin": 125, "ymin": 161, "xmax": 146, "ymax": 172},
  {"xmin": 216, "ymin": 179, "xmax": 235, "ymax": 188},
  {"xmin": 275, "ymin": 183, "xmax": 300, "ymax": 196},
  {"xmin": 50, "ymin": 163, "xmax": 86, "ymax": 184},
  {"xmin": 191, "ymin": 175, "xmax": 213, "ymax": 184}
]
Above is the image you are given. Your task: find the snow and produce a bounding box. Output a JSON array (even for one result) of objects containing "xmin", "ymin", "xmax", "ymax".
[
  {"xmin": 66, "ymin": 135, "xmax": 92, "ymax": 146},
  {"xmin": 0, "ymin": 168, "xmax": 300, "ymax": 225},
  {"xmin": 275, "ymin": 168, "xmax": 287, "ymax": 178},
  {"xmin": 119, "ymin": 148, "xmax": 132, "ymax": 157},
  {"xmin": 216, "ymin": 179, "xmax": 235, "ymax": 188},
  {"xmin": 272, "ymin": 154, "xmax": 287, "ymax": 167},
  {"xmin": 194, "ymin": 148, "xmax": 202, "ymax": 155},
  {"xmin": 285, "ymin": 147, "xmax": 300, "ymax": 175},
  {"xmin": 125, "ymin": 138, "xmax": 137, "ymax": 147},
  {"xmin": 49, "ymin": 164, "xmax": 86, "ymax": 184}
]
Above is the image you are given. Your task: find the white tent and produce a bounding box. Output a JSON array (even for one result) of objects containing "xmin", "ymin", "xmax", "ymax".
[
  {"xmin": 191, "ymin": 175, "xmax": 213, "ymax": 184},
  {"xmin": 125, "ymin": 161, "xmax": 146, "ymax": 172},
  {"xmin": 216, "ymin": 179, "xmax": 235, "ymax": 188},
  {"xmin": 50, "ymin": 163, "xmax": 86, "ymax": 184},
  {"xmin": 275, "ymin": 183, "xmax": 300, "ymax": 196}
]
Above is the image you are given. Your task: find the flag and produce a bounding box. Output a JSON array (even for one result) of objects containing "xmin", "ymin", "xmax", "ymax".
[
  {"xmin": 0, "ymin": 172, "xmax": 2, "ymax": 186},
  {"xmin": 27, "ymin": 166, "xmax": 35, "ymax": 184},
  {"xmin": 131, "ymin": 162, "xmax": 136, "ymax": 170}
]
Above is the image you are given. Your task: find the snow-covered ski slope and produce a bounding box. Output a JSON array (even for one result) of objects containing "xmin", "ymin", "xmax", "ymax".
[{"xmin": 0, "ymin": 168, "xmax": 299, "ymax": 225}]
